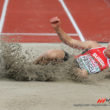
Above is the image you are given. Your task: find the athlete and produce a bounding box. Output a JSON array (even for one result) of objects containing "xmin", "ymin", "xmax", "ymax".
[{"xmin": 34, "ymin": 17, "xmax": 110, "ymax": 78}]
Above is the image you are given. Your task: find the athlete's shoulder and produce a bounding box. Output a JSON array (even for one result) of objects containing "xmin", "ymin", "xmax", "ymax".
[{"xmin": 83, "ymin": 41, "xmax": 102, "ymax": 49}]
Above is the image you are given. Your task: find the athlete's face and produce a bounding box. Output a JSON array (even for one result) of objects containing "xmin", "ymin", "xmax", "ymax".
[{"xmin": 105, "ymin": 43, "xmax": 110, "ymax": 58}]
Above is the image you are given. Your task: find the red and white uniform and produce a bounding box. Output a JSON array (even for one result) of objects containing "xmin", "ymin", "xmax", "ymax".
[{"xmin": 76, "ymin": 47, "xmax": 110, "ymax": 74}]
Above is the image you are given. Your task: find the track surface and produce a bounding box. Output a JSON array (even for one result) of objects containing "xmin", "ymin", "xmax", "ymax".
[
  {"xmin": 65, "ymin": 0, "xmax": 110, "ymax": 42},
  {"xmin": 0, "ymin": 0, "xmax": 110, "ymax": 42},
  {"xmin": 0, "ymin": 0, "xmax": 4, "ymax": 18}
]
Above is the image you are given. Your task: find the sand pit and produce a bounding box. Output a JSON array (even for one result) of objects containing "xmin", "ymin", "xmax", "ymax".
[
  {"xmin": 0, "ymin": 42, "xmax": 110, "ymax": 82},
  {"xmin": 0, "ymin": 42, "xmax": 110, "ymax": 110},
  {"xmin": 0, "ymin": 79, "xmax": 110, "ymax": 110}
]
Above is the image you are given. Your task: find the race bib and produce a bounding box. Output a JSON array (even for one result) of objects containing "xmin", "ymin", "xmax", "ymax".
[{"xmin": 76, "ymin": 54, "xmax": 101, "ymax": 74}]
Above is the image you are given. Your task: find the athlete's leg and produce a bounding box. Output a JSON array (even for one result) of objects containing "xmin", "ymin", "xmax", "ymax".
[{"xmin": 33, "ymin": 49, "xmax": 65, "ymax": 65}]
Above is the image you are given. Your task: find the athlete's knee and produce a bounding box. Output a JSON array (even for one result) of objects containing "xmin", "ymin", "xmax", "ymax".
[{"xmin": 46, "ymin": 49, "xmax": 65, "ymax": 59}]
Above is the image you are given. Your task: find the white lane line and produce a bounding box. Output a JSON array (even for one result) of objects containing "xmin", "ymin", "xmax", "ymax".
[
  {"xmin": 0, "ymin": 33, "xmax": 78, "ymax": 36},
  {"xmin": 0, "ymin": 0, "xmax": 9, "ymax": 33},
  {"xmin": 59, "ymin": 0, "xmax": 85, "ymax": 41}
]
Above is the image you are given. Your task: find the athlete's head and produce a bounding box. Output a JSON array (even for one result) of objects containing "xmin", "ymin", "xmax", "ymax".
[{"xmin": 104, "ymin": 42, "xmax": 110, "ymax": 58}]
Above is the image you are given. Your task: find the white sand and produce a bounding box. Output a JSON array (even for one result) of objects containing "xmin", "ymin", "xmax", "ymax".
[
  {"xmin": 0, "ymin": 79, "xmax": 110, "ymax": 110},
  {"xmin": 0, "ymin": 43, "xmax": 110, "ymax": 110}
]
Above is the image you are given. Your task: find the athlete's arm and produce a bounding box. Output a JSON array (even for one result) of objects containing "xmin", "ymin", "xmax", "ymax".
[{"xmin": 50, "ymin": 17, "xmax": 101, "ymax": 49}]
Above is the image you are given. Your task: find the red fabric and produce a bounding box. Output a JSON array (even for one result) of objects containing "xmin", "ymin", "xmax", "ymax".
[{"xmin": 76, "ymin": 47, "xmax": 110, "ymax": 71}]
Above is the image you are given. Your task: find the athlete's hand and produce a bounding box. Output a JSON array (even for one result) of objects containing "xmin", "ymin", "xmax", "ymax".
[
  {"xmin": 50, "ymin": 17, "xmax": 60, "ymax": 29},
  {"xmin": 77, "ymin": 68, "xmax": 88, "ymax": 79}
]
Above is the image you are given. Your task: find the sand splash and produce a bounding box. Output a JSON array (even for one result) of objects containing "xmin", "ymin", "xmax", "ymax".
[{"xmin": 0, "ymin": 41, "xmax": 110, "ymax": 82}]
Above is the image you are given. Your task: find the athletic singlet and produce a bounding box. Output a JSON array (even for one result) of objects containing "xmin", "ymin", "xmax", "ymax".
[{"xmin": 75, "ymin": 47, "xmax": 110, "ymax": 74}]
